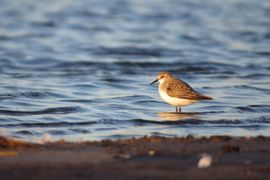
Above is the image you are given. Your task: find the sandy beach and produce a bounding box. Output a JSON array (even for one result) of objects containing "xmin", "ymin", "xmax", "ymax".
[
  {"xmin": 0, "ymin": 135, "xmax": 269, "ymax": 179},
  {"xmin": 0, "ymin": 0, "xmax": 269, "ymax": 179}
]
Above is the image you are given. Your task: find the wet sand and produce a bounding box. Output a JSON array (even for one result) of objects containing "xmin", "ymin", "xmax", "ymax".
[{"xmin": 0, "ymin": 135, "xmax": 270, "ymax": 180}]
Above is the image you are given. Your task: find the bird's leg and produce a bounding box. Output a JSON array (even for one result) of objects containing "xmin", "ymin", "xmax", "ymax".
[
  {"xmin": 178, "ymin": 107, "xmax": 181, "ymax": 113},
  {"xmin": 175, "ymin": 107, "xmax": 178, "ymax": 113}
]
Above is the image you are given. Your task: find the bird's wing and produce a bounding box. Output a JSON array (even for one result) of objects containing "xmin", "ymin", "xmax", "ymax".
[{"xmin": 166, "ymin": 79, "xmax": 212, "ymax": 100}]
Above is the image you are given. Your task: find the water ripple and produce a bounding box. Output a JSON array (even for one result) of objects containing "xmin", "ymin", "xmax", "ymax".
[
  {"xmin": 0, "ymin": 0, "xmax": 269, "ymax": 140},
  {"xmin": 0, "ymin": 106, "xmax": 81, "ymax": 116}
]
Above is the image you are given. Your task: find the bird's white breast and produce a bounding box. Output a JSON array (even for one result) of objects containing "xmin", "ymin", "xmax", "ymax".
[{"xmin": 158, "ymin": 86, "xmax": 197, "ymax": 107}]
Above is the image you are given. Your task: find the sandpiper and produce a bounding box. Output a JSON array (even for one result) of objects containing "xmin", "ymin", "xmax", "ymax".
[{"xmin": 150, "ymin": 71, "xmax": 212, "ymax": 113}]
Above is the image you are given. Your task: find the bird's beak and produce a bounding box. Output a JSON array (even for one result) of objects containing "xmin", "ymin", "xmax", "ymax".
[{"xmin": 150, "ymin": 79, "xmax": 158, "ymax": 85}]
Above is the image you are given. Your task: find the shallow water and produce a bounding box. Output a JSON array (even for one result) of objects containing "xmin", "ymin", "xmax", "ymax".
[{"xmin": 0, "ymin": 0, "xmax": 269, "ymax": 142}]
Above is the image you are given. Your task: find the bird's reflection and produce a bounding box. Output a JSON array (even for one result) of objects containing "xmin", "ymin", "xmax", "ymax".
[{"xmin": 157, "ymin": 112, "xmax": 197, "ymax": 121}]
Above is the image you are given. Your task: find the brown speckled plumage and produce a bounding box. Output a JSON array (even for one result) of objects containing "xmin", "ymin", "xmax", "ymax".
[
  {"xmin": 150, "ymin": 71, "xmax": 212, "ymax": 112},
  {"xmin": 158, "ymin": 72, "xmax": 213, "ymax": 100}
]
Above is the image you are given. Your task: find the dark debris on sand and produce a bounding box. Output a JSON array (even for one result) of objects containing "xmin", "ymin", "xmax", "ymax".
[{"xmin": 0, "ymin": 135, "xmax": 270, "ymax": 180}]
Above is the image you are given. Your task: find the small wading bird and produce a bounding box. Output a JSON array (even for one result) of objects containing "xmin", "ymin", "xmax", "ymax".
[{"xmin": 150, "ymin": 71, "xmax": 213, "ymax": 113}]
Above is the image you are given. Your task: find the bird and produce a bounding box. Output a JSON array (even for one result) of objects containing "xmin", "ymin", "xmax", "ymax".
[{"xmin": 150, "ymin": 71, "xmax": 212, "ymax": 113}]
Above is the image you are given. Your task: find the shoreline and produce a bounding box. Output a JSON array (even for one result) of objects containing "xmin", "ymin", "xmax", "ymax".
[{"xmin": 0, "ymin": 135, "xmax": 270, "ymax": 179}]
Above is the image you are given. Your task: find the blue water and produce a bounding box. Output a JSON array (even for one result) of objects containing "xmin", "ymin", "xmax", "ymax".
[{"xmin": 0, "ymin": 0, "xmax": 269, "ymax": 142}]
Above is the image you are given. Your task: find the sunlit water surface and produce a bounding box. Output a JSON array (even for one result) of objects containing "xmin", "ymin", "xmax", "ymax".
[{"xmin": 0, "ymin": 0, "xmax": 269, "ymax": 142}]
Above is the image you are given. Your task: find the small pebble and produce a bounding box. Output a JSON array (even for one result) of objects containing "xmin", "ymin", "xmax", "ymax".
[
  {"xmin": 197, "ymin": 153, "xmax": 212, "ymax": 168},
  {"xmin": 39, "ymin": 133, "xmax": 52, "ymax": 144},
  {"xmin": 148, "ymin": 150, "xmax": 155, "ymax": 156}
]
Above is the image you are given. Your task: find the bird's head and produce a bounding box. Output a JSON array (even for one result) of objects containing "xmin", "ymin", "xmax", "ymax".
[{"xmin": 150, "ymin": 71, "xmax": 172, "ymax": 85}]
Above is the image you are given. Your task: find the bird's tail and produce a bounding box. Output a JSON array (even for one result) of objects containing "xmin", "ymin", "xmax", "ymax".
[{"xmin": 200, "ymin": 95, "xmax": 213, "ymax": 100}]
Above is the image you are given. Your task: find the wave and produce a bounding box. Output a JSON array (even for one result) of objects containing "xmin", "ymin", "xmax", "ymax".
[
  {"xmin": 129, "ymin": 116, "xmax": 270, "ymax": 126},
  {"xmin": 0, "ymin": 106, "xmax": 81, "ymax": 116},
  {"xmin": 0, "ymin": 120, "xmax": 96, "ymax": 128}
]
